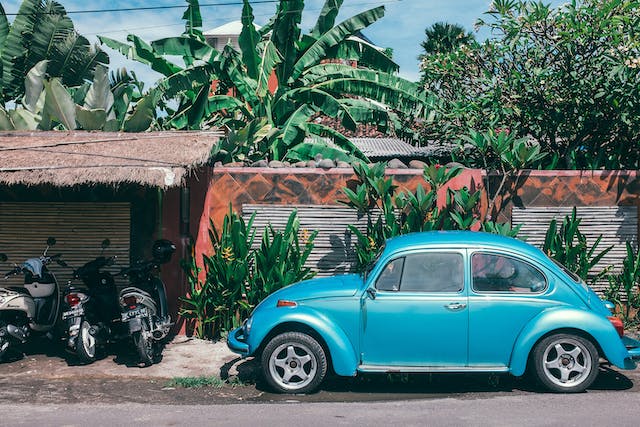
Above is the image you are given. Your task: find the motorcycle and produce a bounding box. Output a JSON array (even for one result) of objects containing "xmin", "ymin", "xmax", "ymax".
[
  {"xmin": 0, "ymin": 237, "xmax": 65, "ymax": 361},
  {"xmin": 61, "ymin": 239, "xmax": 122, "ymax": 364},
  {"xmin": 119, "ymin": 239, "xmax": 175, "ymax": 366}
]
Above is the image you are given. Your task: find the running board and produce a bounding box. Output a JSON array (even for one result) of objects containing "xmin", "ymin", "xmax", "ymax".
[{"xmin": 358, "ymin": 365, "xmax": 510, "ymax": 373}]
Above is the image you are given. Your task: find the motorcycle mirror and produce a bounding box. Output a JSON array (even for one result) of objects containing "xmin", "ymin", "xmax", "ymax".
[
  {"xmin": 47, "ymin": 237, "xmax": 57, "ymax": 246},
  {"xmin": 0, "ymin": 253, "xmax": 7, "ymax": 262},
  {"xmin": 101, "ymin": 239, "xmax": 111, "ymax": 249}
]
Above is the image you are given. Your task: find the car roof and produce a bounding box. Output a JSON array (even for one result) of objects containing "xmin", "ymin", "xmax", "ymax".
[{"xmin": 383, "ymin": 231, "xmax": 547, "ymax": 261}]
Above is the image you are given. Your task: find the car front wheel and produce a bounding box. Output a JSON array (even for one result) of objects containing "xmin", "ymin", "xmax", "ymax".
[
  {"xmin": 261, "ymin": 332, "xmax": 327, "ymax": 394},
  {"xmin": 532, "ymin": 333, "xmax": 599, "ymax": 393}
]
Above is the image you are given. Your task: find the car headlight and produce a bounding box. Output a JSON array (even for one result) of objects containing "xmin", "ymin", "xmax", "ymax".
[{"xmin": 244, "ymin": 316, "xmax": 253, "ymax": 335}]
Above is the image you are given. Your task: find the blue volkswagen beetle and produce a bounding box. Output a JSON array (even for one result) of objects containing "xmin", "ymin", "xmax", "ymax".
[{"xmin": 228, "ymin": 231, "xmax": 640, "ymax": 393}]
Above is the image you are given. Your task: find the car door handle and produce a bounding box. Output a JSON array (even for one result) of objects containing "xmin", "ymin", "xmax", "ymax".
[{"xmin": 445, "ymin": 302, "xmax": 467, "ymax": 311}]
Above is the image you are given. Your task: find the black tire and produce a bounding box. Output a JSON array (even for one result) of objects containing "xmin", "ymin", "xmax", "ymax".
[
  {"xmin": 75, "ymin": 320, "xmax": 97, "ymax": 364},
  {"xmin": 0, "ymin": 336, "xmax": 9, "ymax": 362},
  {"xmin": 133, "ymin": 323, "xmax": 154, "ymax": 366},
  {"xmin": 261, "ymin": 332, "xmax": 327, "ymax": 394},
  {"xmin": 532, "ymin": 333, "xmax": 599, "ymax": 393}
]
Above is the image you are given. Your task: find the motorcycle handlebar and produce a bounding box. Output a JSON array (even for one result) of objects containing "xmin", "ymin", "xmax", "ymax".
[{"xmin": 4, "ymin": 266, "xmax": 22, "ymax": 278}]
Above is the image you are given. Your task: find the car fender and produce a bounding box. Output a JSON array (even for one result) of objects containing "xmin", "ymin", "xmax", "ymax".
[
  {"xmin": 509, "ymin": 307, "xmax": 631, "ymax": 376},
  {"xmin": 249, "ymin": 306, "xmax": 359, "ymax": 377}
]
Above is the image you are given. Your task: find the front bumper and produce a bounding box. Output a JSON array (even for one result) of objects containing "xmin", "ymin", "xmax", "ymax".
[
  {"xmin": 623, "ymin": 335, "xmax": 640, "ymax": 360},
  {"xmin": 227, "ymin": 326, "xmax": 250, "ymax": 357}
]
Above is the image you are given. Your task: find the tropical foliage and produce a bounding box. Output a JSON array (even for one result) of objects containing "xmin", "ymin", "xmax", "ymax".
[
  {"xmin": 420, "ymin": 0, "xmax": 640, "ymax": 169},
  {"xmin": 0, "ymin": 0, "xmax": 108, "ymax": 104},
  {"xmin": 180, "ymin": 207, "xmax": 316, "ymax": 339},
  {"xmin": 101, "ymin": 0, "xmax": 425, "ymax": 162},
  {"xmin": 542, "ymin": 207, "xmax": 612, "ymax": 285},
  {"xmin": 341, "ymin": 162, "xmax": 520, "ymax": 272},
  {"xmin": 605, "ymin": 242, "xmax": 640, "ymax": 327}
]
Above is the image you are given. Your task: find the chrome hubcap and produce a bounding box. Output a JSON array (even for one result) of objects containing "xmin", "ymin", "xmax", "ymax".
[
  {"xmin": 542, "ymin": 338, "xmax": 591, "ymax": 387},
  {"xmin": 269, "ymin": 343, "xmax": 317, "ymax": 391}
]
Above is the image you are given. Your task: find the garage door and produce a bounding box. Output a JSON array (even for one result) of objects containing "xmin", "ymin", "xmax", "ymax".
[{"xmin": 0, "ymin": 202, "xmax": 130, "ymax": 288}]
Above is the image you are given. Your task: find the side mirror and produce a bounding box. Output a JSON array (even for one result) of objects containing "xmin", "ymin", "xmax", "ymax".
[
  {"xmin": 101, "ymin": 239, "xmax": 111, "ymax": 249},
  {"xmin": 0, "ymin": 253, "xmax": 7, "ymax": 262},
  {"xmin": 47, "ymin": 237, "xmax": 57, "ymax": 246},
  {"xmin": 366, "ymin": 287, "xmax": 377, "ymax": 300}
]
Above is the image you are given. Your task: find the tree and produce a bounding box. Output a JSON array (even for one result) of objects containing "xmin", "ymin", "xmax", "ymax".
[
  {"xmin": 419, "ymin": 0, "xmax": 640, "ymax": 170},
  {"xmin": 101, "ymin": 0, "xmax": 427, "ymax": 162},
  {"xmin": 0, "ymin": 0, "xmax": 108, "ymax": 104}
]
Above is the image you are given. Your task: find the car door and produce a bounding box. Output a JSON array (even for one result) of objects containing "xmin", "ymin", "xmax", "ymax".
[
  {"xmin": 467, "ymin": 251, "xmax": 551, "ymax": 368},
  {"xmin": 359, "ymin": 250, "xmax": 468, "ymax": 368}
]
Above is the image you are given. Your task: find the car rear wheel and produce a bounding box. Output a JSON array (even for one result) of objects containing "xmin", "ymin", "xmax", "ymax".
[
  {"xmin": 532, "ymin": 333, "xmax": 599, "ymax": 393},
  {"xmin": 261, "ymin": 332, "xmax": 327, "ymax": 394}
]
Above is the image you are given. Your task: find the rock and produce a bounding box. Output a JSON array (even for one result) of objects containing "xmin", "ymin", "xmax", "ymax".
[
  {"xmin": 223, "ymin": 162, "xmax": 244, "ymax": 167},
  {"xmin": 250, "ymin": 160, "xmax": 268, "ymax": 167},
  {"xmin": 387, "ymin": 158, "xmax": 408, "ymax": 169},
  {"xmin": 283, "ymin": 161, "xmax": 291, "ymax": 167},
  {"xmin": 314, "ymin": 153, "xmax": 324, "ymax": 162},
  {"xmin": 409, "ymin": 160, "xmax": 428, "ymax": 169},
  {"xmin": 213, "ymin": 161, "xmax": 223, "ymax": 168},
  {"xmin": 306, "ymin": 160, "xmax": 317, "ymax": 168},
  {"xmin": 336, "ymin": 161, "xmax": 351, "ymax": 168},
  {"xmin": 317, "ymin": 159, "xmax": 336, "ymax": 169},
  {"xmin": 268, "ymin": 160, "xmax": 285, "ymax": 168},
  {"xmin": 293, "ymin": 161, "xmax": 307, "ymax": 168}
]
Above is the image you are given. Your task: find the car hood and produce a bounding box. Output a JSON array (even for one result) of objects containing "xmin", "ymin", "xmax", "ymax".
[{"xmin": 268, "ymin": 274, "xmax": 363, "ymax": 302}]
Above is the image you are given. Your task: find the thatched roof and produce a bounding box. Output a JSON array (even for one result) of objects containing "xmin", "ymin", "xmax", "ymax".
[{"xmin": 0, "ymin": 131, "xmax": 222, "ymax": 188}]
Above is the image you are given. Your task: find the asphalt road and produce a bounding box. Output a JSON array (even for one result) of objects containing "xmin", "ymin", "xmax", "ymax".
[
  {"xmin": 3, "ymin": 389, "xmax": 640, "ymax": 426},
  {"xmin": 1, "ymin": 366, "xmax": 640, "ymax": 426}
]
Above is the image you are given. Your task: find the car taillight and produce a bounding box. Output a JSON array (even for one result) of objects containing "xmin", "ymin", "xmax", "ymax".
[
  {"xmin": 608, "ymin": 316, "xmax": 624, "ymax": 337},
  {"xmin": 124, "ymin": 296, "xmax": 137, "ymax": 309},
  {"xmin": 66, "ymin": 293, "xmax": 80, "ymax": 307}
]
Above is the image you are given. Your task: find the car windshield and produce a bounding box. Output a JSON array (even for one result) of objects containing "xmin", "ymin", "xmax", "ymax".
[{"xmin": 363, "ymin": 244, "xmax": 385, "ymax": 280}]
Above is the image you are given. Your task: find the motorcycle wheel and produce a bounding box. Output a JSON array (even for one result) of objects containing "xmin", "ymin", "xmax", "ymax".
[
  {"xmin": 75, "ymin": 320, "xmax": 97, "ymax": 364},
  {"xmin": 0, "ymin": 321, "xmax": 10, "ymax": 361},
  {"xmin": 133, "ymin": 323, "xmax": 155, "ymax": 366}
]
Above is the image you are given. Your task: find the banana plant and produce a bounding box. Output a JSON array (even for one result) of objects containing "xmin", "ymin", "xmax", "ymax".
[
  {"xmin": 0, "ymin": 0, "xmax": 108, "ymax": 104},
  {"xmin": 101, "ymin": 0, "xmax": 428, "ymax": 161}
]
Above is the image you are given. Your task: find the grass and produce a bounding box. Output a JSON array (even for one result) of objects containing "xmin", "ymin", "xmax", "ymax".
[{"xmin": 166, "ymin": 375, "xmax": 248, "ymax": 389}]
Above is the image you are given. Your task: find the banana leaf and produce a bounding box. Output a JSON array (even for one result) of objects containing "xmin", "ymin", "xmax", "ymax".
[
  {"xmin": 306, "ymin": 122, "xmax": 367, "ymax": 160},
  {"xmin": 290, "ymin": 6, "xmax": 385, "ymax": 81},
  {"xmin": 280, "ymin": 104, "xmax": 317, "ymax": 147},
  {"xmin": 256, "ymin": 41, "xmax": 281, "ymax": 97},
  {"xmin": 151, "ymin": 36, "xmax": 216, "ymax": 63},
  {"xmin": 23, "ymin": 60, "xmax": 47, "ymax": 114},
  {"xmin": 75, "ymin": 106, "xmax": 106, "ymax": 130},
  {"xmin": 330, "ymin": 38, "xmax": 398, "ymax": 73},
  {"xmin": 10, "ymin": 109, "xmax": 39, "ymax": 130},
  {"xmin": 311, "ymin": 0, "xmax": 345, "ymax": 37},
  {"xmin": 285, "ymin": 138, "xmax": 352, "ymax": 162},
  {"xmin": 206, "ymin": 95, "xmax": 248, "ymax": 116},
  {"xmin": 271, "ymin": 0, "xmax": 303, "ymax": 84},
  {"xmin": 153, "ymin": 64, "xmax": 215, "ymax": 100},
  {"xmin": 99, "ymin": 35, "xmax": 181, "ymax": 77},
  {"xmin": 1, "ymin": 0, "xmax": 44, "ymax": 99},
  {"xmin": 284, "ymin": 87, "xmax": 357, "ymax": 130},
  {"xmin": 182, "ymin": 0, "xmax": 204, "ymax": 42},
  {"xmin": 52, "ymin": 35, "xmax": 109, "ymax": 88},
  {"xmin": 83, "ymin": 65, "xmax": 114, "ymax": 119},
  {"xmin": 43, "ymin": 78, "xmax": 76, "ymax": 130},
  {"xmin": 239, "ymin": 0, "xmax": 260, "ymax": 80},
  {"xmin": 123, "ymin": 89, "xmax": 159, "ymax": 132},
  {"xmin": 0, "ymin": 107, "xmax": 13, "ymax": 130},
  {"xmin": 0, "ymin": 4, "xmax": 8, "ymax": 53}
]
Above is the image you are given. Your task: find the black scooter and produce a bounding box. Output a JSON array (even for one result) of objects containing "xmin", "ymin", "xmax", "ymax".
[{"xmin": 61, "ymin": 239, "xmax": 122, "ymax": 363}]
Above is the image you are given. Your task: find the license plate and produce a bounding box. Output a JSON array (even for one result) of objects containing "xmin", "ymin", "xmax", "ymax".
[
  {"xmin": 62, "ymin": 307, "xmax": 84, "ymax": 320},
  {"xmin": 121, "ymin": 307, "xmax": 148, "ymax": 321}
]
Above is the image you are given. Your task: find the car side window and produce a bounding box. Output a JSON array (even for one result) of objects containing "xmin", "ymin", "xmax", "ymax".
[
  {"xmin": 376, "ymin": 257, "xmax": 405, "ymax": 291},
  {"xmin": 472, "ymin": 252, "xmax": 547, "ymax": 293},
  {"xmin": 400, "ymin": 252, "xmax": 464, "ymax": 292},
  {"xmin": 376, "ymin": 252, "xmax": 463, "ymax": 292}
]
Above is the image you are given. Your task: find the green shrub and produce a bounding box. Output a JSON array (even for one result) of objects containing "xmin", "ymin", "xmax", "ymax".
[{"xmin": 605, "ymin": 242, "xmax": 640, "ymax": 327}]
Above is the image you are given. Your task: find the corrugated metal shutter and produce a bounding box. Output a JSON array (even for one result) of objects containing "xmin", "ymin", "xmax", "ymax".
[
  {"xmin": 242, "ymin": 204, "xmax": 372, "ymax": 276},
  {"xmin": 512, "ymin": 206, "xmax": 638, "ymax": 294},
  {"xmin": 0, "ymin": 202, "xmax": 130, "ymax": 288}
]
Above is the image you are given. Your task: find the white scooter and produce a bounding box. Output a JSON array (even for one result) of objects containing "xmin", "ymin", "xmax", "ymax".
[{"xmin": 0, "ymin": 238, "xmax": 65, "ymax": 361}]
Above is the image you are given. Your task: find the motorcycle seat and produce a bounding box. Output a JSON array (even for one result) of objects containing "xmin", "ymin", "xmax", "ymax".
[
  {"xmin": 120, "ymin": 287, "xmax": 153, "ymax": 299},
  {"xmin": 6, "ymin": 286, "xmax": 31, "ymax": 295}
]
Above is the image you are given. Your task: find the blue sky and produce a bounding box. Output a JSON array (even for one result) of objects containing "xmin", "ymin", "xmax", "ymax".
[{"xmin": 4, "ymin": 0, "xmax": 552, "ymax": 84}]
